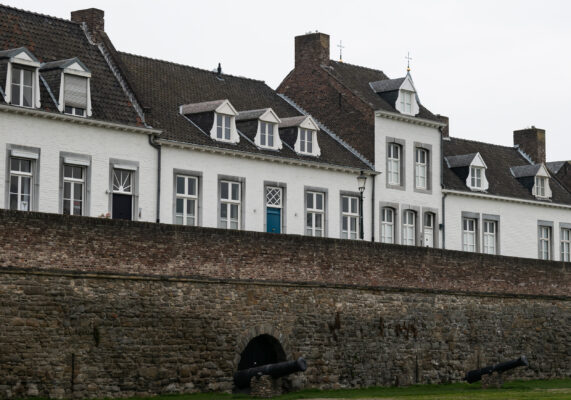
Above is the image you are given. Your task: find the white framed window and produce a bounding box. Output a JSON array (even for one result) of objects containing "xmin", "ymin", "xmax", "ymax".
[
  {"xmin": 462, "ymin": 218, "xmax": 477, "ymax": 252},
  {"xmin": 470, "ymin": 167, "xmax": 482, "ymax": 189},
  {"xmin": 219, "ymin": 180, "xmax": 241, "ymax": 229},
  {"xmin": 387, "ymin": 143, "xmax": 401, "ymax": 185},
  {"xmin": 65, "ymin": 105, "xmax": 86, "ymax": 117},
  {"xmin": 260, "ymin": 122, "xmax": 275, "ymax": 148},
  {"xmin": 9, "ymin": 158, "xmax": 33, "ymax": 211},
  {"xmin": 539, "ymin": 226, "xmax": 551, "ymax": 260},
  {"xmin": 175, "ymin": 175, "xmax": 198, "ymax": 226},
  {"xmin": 300, "ymin": 129, "xmax": 314, "ymax": 154},
  {"xmin": 561, "ymin": 228, "xmax": 570, "ymax": 262},
  {"xmin": 402, "ymin": 210, "xmax": 416, "ymax": 246},
  {"xmin": 483, "ymin": 220, "xmax": 497, "ymax": 255},
  {"xmin": 400, "ymin": 90, "xmax": 413, "ymax": 114},
  {"xmin": 535, "ymin": 176, "xmax": 547, "ymax": 198},
  {"xmin": 113, "ymin": 169, "xmax": 133, "ymax": 194},
  {"xmin": 415, "ymin": 148, "xmax": 427, "ymax": 189},
  {"xmin": 266, "ymin": 186, "xmax": 282, "ymax": 208},
  {"xmin": 423, "ymin": 212, "xmax": 434, "ymax": 247},
  {"xmin": 11, "ymin": 67, "xmax": 34, "ymax": 108},
  {"xmin": 63, "ymin": 74, "xmax": 88, "ymax": 117},
  {"xmin": 62, "ymin": 165, "xmax": 85, "ymax": 216},
  {"xmin": 216, "ymin": 114, "xmax": 232, "ymax": 141},
  {"xmin": 381, "ymin": 207, "xmax": 395, "ymax": 244},
  {"xmin": 341, "ymin": 195, "xmax": 359, "ymax": 240},
  {"xmin": 306, "ymin": 191, "xmax": 324, "ymax": 237}
]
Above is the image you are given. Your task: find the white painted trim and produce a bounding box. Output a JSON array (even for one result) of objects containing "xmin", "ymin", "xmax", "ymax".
[
  {"xmin": 63, "ymin": 157, "xmax": 90, "ymax": 166},
  {"xmin": 112, "ymin": 163, "xmax": 138, "ymax": 171},
  {"xmin": 10, "ymin": 57, "xmax": 40, "ymax": 68},
  {"xmin": 63, "ymin": 67, "xmax": 92, "ymax": 78},
  {"xmin": 0, "ymin": 103, "xmax": 160, "ymax": 135},
  {"xmin": 374, "ymin": 110, "xmax": 446, "ymax": 128},
  {"xmin": 11, "ymin": 149, "xmax": 39, "ymax": 159},
  {"xmin": 442, "ymin": 189, "xmax": 571, "ymax": 210}
]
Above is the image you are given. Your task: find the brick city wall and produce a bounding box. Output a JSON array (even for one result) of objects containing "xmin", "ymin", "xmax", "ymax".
[{"xmin": 0, "ymin": 210, "xmax": 570, "ymax": 398}]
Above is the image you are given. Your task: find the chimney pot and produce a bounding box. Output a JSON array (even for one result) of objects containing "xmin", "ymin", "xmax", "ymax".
[
  {"xmin": 71, "ymin": 8, "xmax": 105, "ymax": 43},
  {"xmin": 513, "ymin": 127, "xmax": 546, "ymax": 164}
]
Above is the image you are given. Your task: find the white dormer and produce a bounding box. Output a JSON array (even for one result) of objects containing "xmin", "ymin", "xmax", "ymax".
[
  {"xmin": 210, "ymin": 100, "xmax": 240, "ymax": 144},
  {"xmin": 395, "ymin": 74, "xmax": 419, "ymax": 116},
  {"xmin": 294, "ymin": 117, "xmax": 321, "ymax": 157},
  {"xmin": 532, "ymin": 164, "xmax": 552, "ymax": 199},
  {"xmin": 1, "ymin": 47, "xmax": 41, "ymax": 108},
  {"xmin": 254, "ymin": 108, "xmax": 282, "ymax": 150},
  {"xmin": 40, "ymin": 58, "xmax": 92, "ymax": 117},
  {"xmin": 466, "ymin": 153, "xmax": 489, "ymax": 191}
]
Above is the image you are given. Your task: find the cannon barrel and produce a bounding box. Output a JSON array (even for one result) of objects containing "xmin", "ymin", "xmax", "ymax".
[
  {"xmin": 465, "ymin": 355, "xmax": 528, "ymax": 383},
  {"xmin": 234, "ymin": 357, "xmax": 307, "ymax": 388}
]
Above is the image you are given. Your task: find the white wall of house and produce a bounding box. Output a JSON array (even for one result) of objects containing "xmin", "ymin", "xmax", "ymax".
[
  {"xmin": 160, "ymin": 144, "xmax": 373, "ymax": 240},
  {"xmin": 373, "ymin": 116, "xmax": 443, "ymax": 246},
  {"xmin": 0, "ymin": 111, "xmax": 158, "ymax": 221},
  {"xmin": 444, "ymin": 193, "xmax": 571, "ymax": 260}
]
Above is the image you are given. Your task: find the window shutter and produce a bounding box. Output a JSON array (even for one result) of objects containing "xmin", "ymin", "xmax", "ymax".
[{"xmin": 64, "ymin": 74, "xmax": 87, "ymax": 108}]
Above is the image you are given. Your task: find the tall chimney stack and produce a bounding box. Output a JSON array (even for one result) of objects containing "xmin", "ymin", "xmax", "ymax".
[
  {"xmin": 436, "ymin": 115, "xmax": 449, "ymax": 138},
  {"xmin": 513, "ymin": 126, "xmax": 546, "ymax": 164},
  {"xmin": 71, "ymin": 8, "xmax": 105, "ymax": 43},
  {"xmin": 295, "ymin": 32, "xmax": 330, "ymax": 70}
]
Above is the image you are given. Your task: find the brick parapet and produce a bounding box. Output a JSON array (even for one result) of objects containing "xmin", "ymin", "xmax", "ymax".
[{"xmin": 0, "ymin": 209, "xmax": 568, "ymax": 297}]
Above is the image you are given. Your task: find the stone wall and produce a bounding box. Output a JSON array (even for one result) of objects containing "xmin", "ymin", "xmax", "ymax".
[{"xmin": 0, "ymin": 210, "xmax": 569, "ymax": 398}]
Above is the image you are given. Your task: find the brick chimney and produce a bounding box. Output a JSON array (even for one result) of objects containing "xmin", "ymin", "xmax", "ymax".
[
  {"xmin": 436, "ymin": 115, "xmax": 449, "ymax": 138},
  {"xmin": 295, "ymin": 32, "xmax": 330, "ymax": 69},
  {"xmin": 71, "ymin": 8, "xmax": 105, "ymax": 43},
  {"xmin": 513, "ymin": 126, "xmax": 546, "ymax": 164}
]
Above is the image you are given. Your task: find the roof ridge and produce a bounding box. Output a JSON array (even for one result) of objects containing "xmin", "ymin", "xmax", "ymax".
[
  {"xmin": 330, "ymin": 59, "xmax": 388, "ymax": 76},
  {"xmin": 0, "ymin": 4, "xmax": 79, "ymax": 26},
  {"xmin": 449, "ymin": 136, "xmax": 522, "ymax": 151},
  {"xmin": 118, "ymin": 51, "xmax": 267, "ymax": 84}
]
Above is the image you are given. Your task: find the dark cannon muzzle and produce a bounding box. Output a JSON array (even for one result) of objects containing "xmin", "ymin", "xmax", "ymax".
[
  {"xmin": 234, "ymin": 357, "xmax": 307, "ymax": 388},
  {"xmin": 465, "ymin": 355, "xmax": 529, "ymax": 383}
]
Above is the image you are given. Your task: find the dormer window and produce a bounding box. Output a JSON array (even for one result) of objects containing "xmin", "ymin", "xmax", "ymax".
[
  {"xmin": 260, "ymin": 122, "xmax": 275, "ymax": 147},
  {"xmin": 535, "ymin": 176, "xmax": 546, "ymax": 197},
  {"xmin": 0, "ymin": 47, "xmax": 41, "ymax": 109},
  {"xmin": 511, "ymin": 163, "xmax": 552, "ymax": 200},
  {"xmin": 300, "ymin": 128, "xmax": 313, "ymax": 154},
  {"xmin": 400, "ymin": 90, "xmax": 413, "ymax": 114},
  {"xmin": 216, "ymin": 113, "xmax": 232, "ymax": 140},
  {"xmin": 470, "ymin": 166, "xmax": 483, "ymax": 188},
  {"xmin": 11, "ymin": 67, "xmax": 34, "ymax": 107},
  {"xmin": 63, "ymin": 74, "xmax": 89, "ymax": 117}
]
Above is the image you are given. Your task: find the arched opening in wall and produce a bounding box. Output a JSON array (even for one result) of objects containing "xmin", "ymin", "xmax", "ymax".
[{"xmin": 238, "ymin": 334, "xmax": 287, "ymax": 371}]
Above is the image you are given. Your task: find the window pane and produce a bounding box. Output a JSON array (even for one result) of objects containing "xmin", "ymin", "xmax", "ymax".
[
  {"xmin": 224, "ymin": 116, "xmax": 231, "ymax": 139},
  {"xmin": 351, "ymin": 198, "xmax": 358, "ymax": 213},
  {"xmin": 187, "ymin": 199, "xmax": 196, "ymax": 217},
  {"xmin": 220, "ymin": 182, "xmax": 228, "ymax": 199},
  {"xmin": 23, "ymin": 86, "xmax": 33, "ymax": 107},
  {"xmin": 306, "ymin": 193, "xmax": 313, "ymax": 209},
  {"xmin": 188, "ymin": 177, "xmax": 196, "ymax": 196},
  {"xmin": 11, "ymin": 84, "xmax": 20, "ymax": 105},
  {"xmin": 13, "ymin": 68, "xmax": 21, "ymax": 84},
  {"xmin": 176, "ymin": 176, "xmax": 185, "ymax": 194},
  {"xmin": 176, "ymin": 198, "xmax": 184, "ymax": 214},
  {"xmin": 23, "ymin": 70, "xmax": 33, "ymax": 86},
  {"xmin": 231, "ymin": 183, "xmax": 239, "ymax": 201},
  {"xmin": 74, "ymin": 183, "xmax": 83, "ymax": 201},
  {"xmin": 9, "ymin": 194, "xmax": 18, "ymax": 210},
  {"xmin": 342, "ymin": 197, "xmax": 349, "ymax": 213},
  {"xmin": 306, "ymin": 213, "xmax": 313, "ymax": 228},
  {"xmin": 307, "ymin": 140, "xmax": 312, "ymax": 154},
  {"xmin": 350, "ymin": 217, "xmax": 356, "ymax": 231},
  {"xmin": 73, "ymin": 166, "xmax": 83, "ymax": 179},
  {"xmin": 316, "ymin": 193, "xmax": 323, "ymax": 210},
  {"xmin": 342, "ymin": 217, "xmax": 348, "ymax": 231},
  {"xmin": 230, "ymin": 204, "xmax": 238, "ymax": 219},
  {"xmin": 10, "ymin": 176, "xmax": 18, "ymax": 194},
  {"xmin": 220, "ymin": 205, "xmax": 227, "ymax": 219},
  {"xmin": 315, "ymin": 214, "xmax": 322, "ymax": 228},
  {"xmin": 20, "ymin": 159, "xmax": 31, "ymax": 173},
  {"xmin": 21, "ymin": 177, "xmax": 30, "ymax": 195}
]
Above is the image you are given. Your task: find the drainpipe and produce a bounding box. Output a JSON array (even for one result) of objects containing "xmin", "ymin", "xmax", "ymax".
[
  {"xmin": 440, "ymin": 131, "xmax": 445, "ymax": 249},
  {"xmin": 441, "ymin": 192, "xmax": 447, "ymax": 249},
  {"xmin": 148, "ymin": 133, "xmax": 161, "ymax": 223},
  {"xmin": 371, "ymin": 173, "xmax": 376, "ymax": 242}
]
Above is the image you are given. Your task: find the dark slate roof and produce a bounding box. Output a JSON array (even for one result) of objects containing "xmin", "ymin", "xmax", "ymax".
[
  {"xmin": 0, "ymin": 5, "xmax": 141, "ymax": 126},
  {"xmin": 370, "ymin": 77, "xmax": 405, "ymax": 93},
  {"xmin": 445, "ymin": 153, "xmax": 478, "ymax": 168},
  {"xmin": 279, "ymin": 116, "xmax": 308, "ymax": 128},
  {"xmin": 0, "ymin": 46, "xmax": 38, "ymax": 61},
  {"xmin": 547, "ymin": 161, "xmax": 567, "ymax": 174},
  {"xmin": 118, "ymin": 52, "xmax": 370, "ymax": 169},
  {"xmin": 324, "ymin": 61, "xmax": 439, "ymax": 121},
  {"xmin": 180, "ymin": 99, "xmax": 225, "ymax": 114},
  {"xmin": 443, "ymin": 137, "xmax": 571, "ymax": 205},
  {"xmin": 511, "ymin": 164, "xmax": 541, "ymax": 178},
  {"xmin": 40, "ymin": 57, "xmax": 90, "ymax": 73},
  {"xmin": 236, "ymin": 109, "xmax": 270, "ymax": 121}
]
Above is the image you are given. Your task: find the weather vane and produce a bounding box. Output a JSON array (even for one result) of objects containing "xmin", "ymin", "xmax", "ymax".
[
  {"xmin": 405, "ymin": 52, "xmax": 412, "ymax": 72},
  {"xmin": 337, "ymin": 40, "xmax": 345, "ymax": 62}
]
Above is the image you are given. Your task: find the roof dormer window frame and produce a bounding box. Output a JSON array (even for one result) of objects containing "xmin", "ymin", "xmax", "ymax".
[
  {"xmin": 466, "ymin": 153, "xmax": 489, "ymax": 192},
  {"xmin": 395, "ymin": 74, "xmax": 419, "ymax": 116},
  {"xmin": 532, "ymin": 165, "xmax": 552, "ymax": 200},
  {"xmin": 61, "ymin": 67, "xmax": 92, "ymax": 118},
  {"xmin": 253, "ymin": 108, "xmax": 283, "ymax": 150},
  {"xmin": 2, "ymin": 48, "xmax": 41, "ymax": 109},
  {"xmin": 210, "ymin": 100, "xmax": 240, "ymax": 144}
]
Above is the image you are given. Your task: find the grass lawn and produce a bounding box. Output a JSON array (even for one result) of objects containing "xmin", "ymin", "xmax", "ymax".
[{"xmin": 127, "ymin": 379, "xmax": 571, "ymax": 400}]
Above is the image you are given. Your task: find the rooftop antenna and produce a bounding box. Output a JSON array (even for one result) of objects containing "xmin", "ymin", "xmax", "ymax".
[
  {"xmin": 405, "ymin": 52, "xmax": 412, "ymax": 72},
  {"xmin": 217, "ymin": 62, "xmax": 222, "ymax": 76},
  {"xmin": 337, "ymin": 40, "xmax": 345, "ymax": 63}
]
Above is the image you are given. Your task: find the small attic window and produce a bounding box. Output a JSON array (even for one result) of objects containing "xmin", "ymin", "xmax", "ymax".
[
  {"xmin": 260, "ymin": 122, "xmax": 275, "ymax": 147},
  {"xmin": 400, "ymin": 90, "xmax": 413, "ymax": 114},
  {"xmin": 11, "ymin": 67, "xmax": 34, "ymax": 107},
  {"xmin": 470, "ymin": 166, "xmax": 483, "ymax": 189},
  {"xmin": 216, "ymin": 113, "xmax": 232, "ymax": 141},
  {"xmin": 64, "ymin": 74, "xmax": 88, "ymax": 117},
  {"xmin": 1, "ymin": 47, "xmax": 41, "ymax": 108},
  {"xmin": 299, "ymin": 128, "xmax": 319, "ymax": 155},
  {"xmin": 533, "ymin": 175, "xmax": 552, "ymax": 199}
]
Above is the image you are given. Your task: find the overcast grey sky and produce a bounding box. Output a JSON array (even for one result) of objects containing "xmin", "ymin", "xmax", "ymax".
[{"xmin": 5, "ymin": 0, "xmax": 571, "ymax": 161}]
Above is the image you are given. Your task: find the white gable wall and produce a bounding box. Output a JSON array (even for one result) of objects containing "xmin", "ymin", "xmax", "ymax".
[{"xmin": 374, "ymin": 116, "xmax": 442, "ymax": 245}]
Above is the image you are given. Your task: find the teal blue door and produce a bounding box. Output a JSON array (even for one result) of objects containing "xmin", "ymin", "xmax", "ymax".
[{"xmin": 267, "ymin": 207, "xmax": 281, "ymax": 233}]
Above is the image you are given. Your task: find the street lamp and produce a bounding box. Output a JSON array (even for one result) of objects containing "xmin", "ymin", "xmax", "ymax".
[{"xmin": 357, "ymin": 171, "xmax": 367, "ymax": 240}]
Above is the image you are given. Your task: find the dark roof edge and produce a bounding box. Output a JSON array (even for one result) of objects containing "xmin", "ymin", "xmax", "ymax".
[
  {"xmin": 278, "ymin": 93, "xmax": 375, "ymax": 170},
  {"xmin": 0, "ymin": 4, "xmax": 81, "ymax": 26}
]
